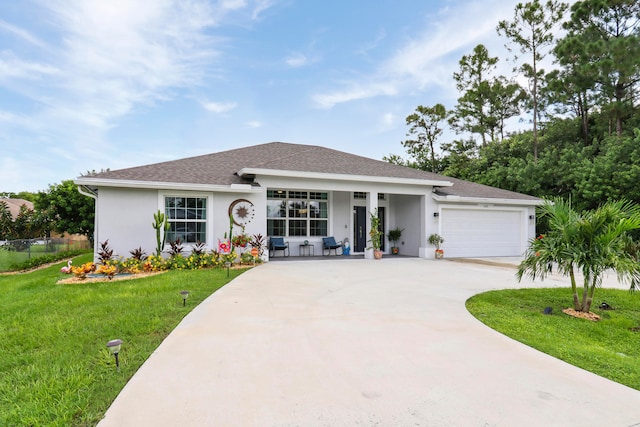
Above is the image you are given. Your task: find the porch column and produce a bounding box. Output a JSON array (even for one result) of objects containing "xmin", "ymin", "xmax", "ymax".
[{"xmin": 418, "ymin": 194, "xmax": 429, "ymax": 258}]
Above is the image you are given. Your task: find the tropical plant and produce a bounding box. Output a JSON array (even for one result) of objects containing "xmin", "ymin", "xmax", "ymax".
[
  {"xmin": 388, "ymin": 227, "xmax": 404, "ymax": 254},
  {"xmin": 231, "ymin": 233, "xmax": 251, "ymax": 248},
  {"xmin": 517, "ymin": 198, "xmax": 640, "ymax": 313},
  {"xmin": 71, "ymin": 261, "xmax": 95, "ymax": 279},
  {"xmin": 428, "ymin": 233, "xmax": 444, "ymax": 250},
  {"xmin": 152, "ymin": 210, "xmax": 170, "ymax": 257},
  {"xmin": 96, "ymin": 264, "xmax": 117, "ymax": 279},
  {"xmin": 191, "ymin": 240, "xmax": 207, "ymax": 256},
  {"xmin": 129, "ymin": 246, "xmax": 148, "ymax": 261},
  {"xmin": 97, "ymin": 240, "xmax": 114, "ymax": 264},
  {"xmin": 388, "ymin": 227, "xmax": 404, "ymax": 246},
  {"xmin": 251, "ymin": 233, "xmax": 266, "ymax": 257},
  {"xmin": 368, "ymin": 209, "xmax": 383, "ymax": 251},
  {"xmin": 167, "ymin": 238, "xmax": 184, "ymax": 257}
]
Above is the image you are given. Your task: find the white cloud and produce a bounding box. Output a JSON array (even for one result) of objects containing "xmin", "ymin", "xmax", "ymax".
[
  {"xmin": 380, "ymin": 112, "xmax": 397, "ymax": 130},
  {"xmin": 0, "ymin": 51, "xmax": 60, "ymax": 79},
  {"xmin": 201, "ymin": 101, "xmax": 238, "ymax": 113},
  {"xmin": 285, "ymin": 52, "xmax": 308, "ymax": 68},
  {"xmin": 0, "ymin": 0, "xmax": 227, "ymax": 134},
  {"xmin": 311, "ymin": 0, "xmax": 517, "ymax": 109},
  {"xmin": 221, "ymin": 0, "xmax": 247, "ymax": 11},
  {"xmin": 251, "ymin": 0, "xmax": 276, "ymax": 20},
  {"xmin": 246, "ymin": 120, "xmax": 262, "ymax": 128},
  {"xmin": 0, "ymin": 19, "xmax": 48, "ymax": 48},
  {"xmin": 312, "ymin": 82, "xmax": 397, "ymax": 109}
]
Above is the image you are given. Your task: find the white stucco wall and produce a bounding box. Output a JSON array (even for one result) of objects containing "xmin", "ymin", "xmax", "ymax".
[
  {"xmin": 96, "ymin": 187, "xmax": 159, "ymax": 259},
  {"xmin": 331, "ymin": 191, "xmax": 351, "ymax": 247},
  {"xmin": 94, "ymin": 187, "xmax": 267, "ymax": 261},
  {"xmin": 389, "ymin": 194, "xmax": 422, "ymax": 256}
]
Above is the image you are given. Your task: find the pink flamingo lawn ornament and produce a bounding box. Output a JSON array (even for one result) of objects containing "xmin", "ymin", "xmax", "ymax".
[{"xmin": 60, "ymin": 260, "xmax": 72, "ymax": 274}]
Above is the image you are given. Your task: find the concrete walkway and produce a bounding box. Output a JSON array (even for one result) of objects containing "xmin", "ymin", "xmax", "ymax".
[{"xmin": 99, "ymin": 258, "xmax": 640, "ymax": 427}]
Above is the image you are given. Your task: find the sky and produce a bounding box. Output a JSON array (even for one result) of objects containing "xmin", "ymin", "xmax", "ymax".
[{"xmin": 0, "ymin": 0, "xmax": 549, "ymax": 193}]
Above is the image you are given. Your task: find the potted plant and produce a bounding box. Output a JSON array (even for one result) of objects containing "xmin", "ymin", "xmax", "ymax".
[
  {"xmin": 428, "ymin": 233, "xmax": 445, "ymax": 259},
  {"xmin": 388, "ymin": 227, "xmax": 404, "ymax": 255},
  {"xmin": 368, "ymin": 209, "xmax": 384, "ymax": 259}
]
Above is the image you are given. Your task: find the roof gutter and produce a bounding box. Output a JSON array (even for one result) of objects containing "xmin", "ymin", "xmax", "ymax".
[
  {"xmin": 237, "ymin": 168, "xmax": 453, "ymax": 187},
  {"xmin": 73, "ymin": 178, "xmax": 262, "ymax": 193},
  {"xmin": 432, "ymin": 193, "xmax": 543, "ymax": 206},
  {"xmin": 77, "ymin": 185, "xmax": 97, "ymax": 200}
]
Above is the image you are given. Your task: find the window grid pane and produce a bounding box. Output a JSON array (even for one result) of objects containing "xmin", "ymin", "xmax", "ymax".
[
  {"xmin": 268, "ymin": 219, "xmax": 286, "ymax": 236},
  {"xmin": 309, "ymin": 201, "xmax": 327, "ymax": 218},
  {"xmin": 267, "ymin": 190, "xmax": 329, "ymax": 237},
  {"xmin": 310, "ymin": 220, "xmax": 327, "ymax": 236},
  {"xmin": 289, "ymin": 220, "xmax": 307, "ymax": 236},
  {"xmin": 267, "ymin": 200, "xmax": 286, "ymax": 218},
  {"xmin": 267, "ymin": 190, "xmax": 287, "ymax": 199},
  {"xmin": 165, "ymin": 196, "xmax": 207, "ymax": 243},
  {"xmin": 288, "ymin": 201, "xmax": 308, "ymax": 218},
  {"xmin": 289, "ymin": 191, "xmax": 308, "ymax": 199}
]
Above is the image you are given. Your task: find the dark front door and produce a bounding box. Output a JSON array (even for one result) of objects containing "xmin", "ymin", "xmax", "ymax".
[
  {"xmin": 353, "ymin": 206, "xmax": 366, "ymax": 252},
  {"xmin": 378, "ymin": 207, "xmax": 386, "ymax": 251}
]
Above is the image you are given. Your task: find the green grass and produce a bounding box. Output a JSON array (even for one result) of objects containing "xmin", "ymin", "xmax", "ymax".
[
  {"xmin": 0, "ymin": 242, "xmax": 90, "ymax": 272},
  {"xmin": 467, "ymin": 287, "xmax": 640, "ymax": 390},
  {"xmin": 0, "ymin": 254, "xmax": 246, "ymax": 426}
]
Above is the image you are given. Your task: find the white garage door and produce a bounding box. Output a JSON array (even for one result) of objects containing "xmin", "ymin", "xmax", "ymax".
[{"xmin": 440, "ymin": 208, "xmax": 523, "ymax": 258}]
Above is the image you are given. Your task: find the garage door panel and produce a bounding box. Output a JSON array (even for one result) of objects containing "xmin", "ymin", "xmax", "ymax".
[{"xmin": 440, "ymin": 209, "xmax": 522, "ymax": 258}]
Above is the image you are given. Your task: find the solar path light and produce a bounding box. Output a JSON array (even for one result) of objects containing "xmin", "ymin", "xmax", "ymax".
[
  {"xmin": 106, "ymin": 339, "xmax": 123, "ymax": 371},
  {"xmin": 180, "ymin": 290, "xmax": 190, "ymax": 306}
]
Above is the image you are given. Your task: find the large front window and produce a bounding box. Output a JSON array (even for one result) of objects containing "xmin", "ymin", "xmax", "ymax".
[
  {"xmin": 164, "ymin": 196, "xmax": 207, "ymax": 243},
  {"xmin": 267, "ymin": 190, "xmax": 328, "ymax": 237}
]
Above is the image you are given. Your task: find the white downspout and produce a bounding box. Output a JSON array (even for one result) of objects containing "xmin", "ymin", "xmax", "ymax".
[{"xmin": 77, "ymin": 185, "xmax": 98, "ymax": 258}]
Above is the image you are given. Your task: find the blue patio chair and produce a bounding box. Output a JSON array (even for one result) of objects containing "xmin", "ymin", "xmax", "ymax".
[
  {"xmin": 269, "ymin": 237, "xmax": 289, "ymax": 257},
  {"xmin": 322, "ymin": 236, "xmax": 343, "ymax": 256}
]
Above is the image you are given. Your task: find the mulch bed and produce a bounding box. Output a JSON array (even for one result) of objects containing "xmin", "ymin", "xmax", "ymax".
[
  {"xmin": 562, "ymin": 308, "xmax": 601, "ymax": 322},
  {"xmin": 57, "ymin": 271, "xmax": 167, "ymax": 285}
]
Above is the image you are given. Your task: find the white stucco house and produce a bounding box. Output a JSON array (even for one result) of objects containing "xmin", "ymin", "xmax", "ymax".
[{"xmin": 74, "ymin": 142, "xmax": 542, "ymax": 260}]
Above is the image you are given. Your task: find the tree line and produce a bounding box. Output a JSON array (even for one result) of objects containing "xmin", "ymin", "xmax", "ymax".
[
  {"xmin": 0, "ymin": 180, "xmax": 94, "ymax": 242},
  {"xmin": 386, "ymin": 0, "xmax": 640, "ymax": 212}
]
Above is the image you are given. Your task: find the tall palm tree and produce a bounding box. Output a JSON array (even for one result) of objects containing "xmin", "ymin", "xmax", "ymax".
[{"xmin": 517, "ymin": 198, "xmax": 640, "ymax": 313}]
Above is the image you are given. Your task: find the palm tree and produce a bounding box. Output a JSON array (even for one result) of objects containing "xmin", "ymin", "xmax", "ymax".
[{"xmin": 517, "ymin": 198, "xmax": 640, "ymax": 313}]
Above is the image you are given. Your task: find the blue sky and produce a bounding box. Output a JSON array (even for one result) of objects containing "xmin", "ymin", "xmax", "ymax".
[{"xmin": 2, "ymin": 0, "xmax": 539, "ymax": 193}]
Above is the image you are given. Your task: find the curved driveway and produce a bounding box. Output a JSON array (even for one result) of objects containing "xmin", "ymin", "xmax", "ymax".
[{"xmin": 99, "ymin": 258, "xmax": 640, "ymax": 426}]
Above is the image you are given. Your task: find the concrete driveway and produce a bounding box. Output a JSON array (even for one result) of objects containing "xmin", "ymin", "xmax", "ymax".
[{"xmin": 99, "ymin": 258, "xmax": 640, "ymax": 427}]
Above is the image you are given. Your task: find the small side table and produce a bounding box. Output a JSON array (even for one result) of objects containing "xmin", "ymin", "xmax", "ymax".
[{"xmin": 299, "ymin": 243, "xmax": 314, "ymax": 256}]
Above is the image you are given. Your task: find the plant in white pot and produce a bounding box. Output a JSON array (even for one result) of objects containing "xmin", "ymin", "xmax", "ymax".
[{"xmin": 428, "ymin": 233, "xmax": 444, "ymax": 259}]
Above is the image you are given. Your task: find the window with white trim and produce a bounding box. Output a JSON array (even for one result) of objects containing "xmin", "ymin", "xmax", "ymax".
[
  {"xmin": 164, "ymin": 196, "xmax": 207, "ymax": 243},
  {"xmin": 267, "ymin": 190, "xmax": 328, "ymax": 237}
]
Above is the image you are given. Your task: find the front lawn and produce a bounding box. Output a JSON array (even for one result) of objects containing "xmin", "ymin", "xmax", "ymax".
[
  {"xmin": 0, "ymin": 253, "xmax": 246, "ymax": 426},
  {"xmin": 466, "ymin": 287, "xmax": 640, "ymax": 390}
]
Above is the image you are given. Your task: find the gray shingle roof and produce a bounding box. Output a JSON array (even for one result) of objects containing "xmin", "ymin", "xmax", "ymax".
[
  {"xmin": 81, "ymin": 142, "xmax": 539, "ymax": 201},
  {"xmin": 0, "ymin": 198, "xmax": 34, "ymax": 220}
]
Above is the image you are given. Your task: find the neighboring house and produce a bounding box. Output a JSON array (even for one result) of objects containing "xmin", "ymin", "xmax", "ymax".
[
  {"xmin": 2, "ymin": 198, "xmax": 34, "ymax": 220},
  {"xmin": 74, "ymin": 142, "xmax": 542, "ymax": 259}
]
